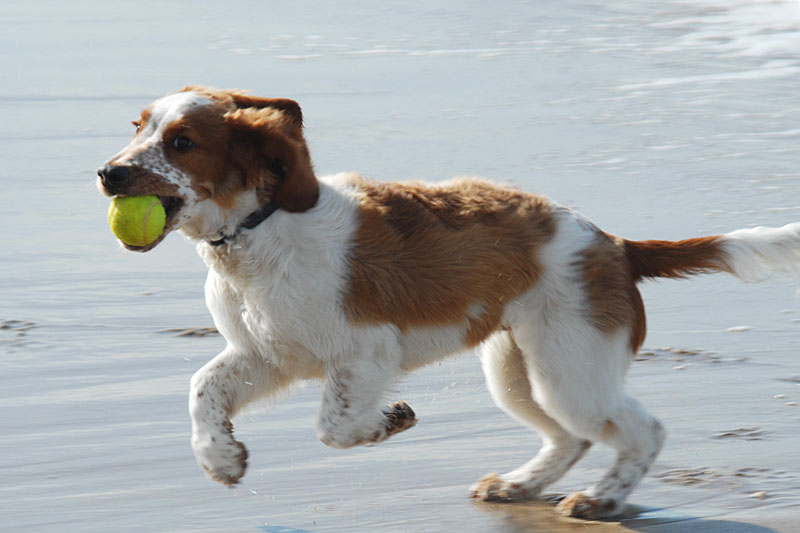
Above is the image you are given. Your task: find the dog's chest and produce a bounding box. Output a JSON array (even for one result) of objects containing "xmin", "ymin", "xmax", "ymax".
[{"xmin": 204, "ymin": 251, "xmax": 351, "ymax": 368}]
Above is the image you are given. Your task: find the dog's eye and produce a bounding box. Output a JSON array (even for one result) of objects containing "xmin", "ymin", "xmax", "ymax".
[
  {"xmin": 132, "ymin": 121, "xmax": 141, "ymax": 134},
  {"xmin": 172, "ymin": 135, "xmax": 194, "ymax": 152}
]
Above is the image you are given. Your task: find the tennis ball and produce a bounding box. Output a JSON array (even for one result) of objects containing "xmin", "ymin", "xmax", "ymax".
[{"xmin": 108, "ymin": 195, "xmax": 166, "ymax": 247}]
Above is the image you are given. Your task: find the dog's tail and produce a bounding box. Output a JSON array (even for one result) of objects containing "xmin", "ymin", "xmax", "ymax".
[{"xmin": 625, "ymin": 222, "xmax": 800, "ymax": 284}]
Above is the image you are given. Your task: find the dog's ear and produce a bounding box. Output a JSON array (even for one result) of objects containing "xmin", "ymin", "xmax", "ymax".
[
  {"xmin": 183, "ymin": 86, "xmax": 304, "ymax": 131},
  {"xmin": 225, "ymin": 106, "xmax": 318, "ymax": 213},
  {"xmin": 229, "ymin": 94, "xmax": 304, "ymax": 129}
]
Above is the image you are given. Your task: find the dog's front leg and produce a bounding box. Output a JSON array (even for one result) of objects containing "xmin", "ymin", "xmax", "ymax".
[
  {"xmin": 316, "ymin": 359, "xmax": 417, "ymax": 449},
  {"xmin": 189, "ymin": 346, "xmax": 290, "ymax": 485}
]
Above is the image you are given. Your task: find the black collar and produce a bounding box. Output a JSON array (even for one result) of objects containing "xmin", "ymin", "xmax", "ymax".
[
  {"xmin": 207, "ymin": 201, "xmax": 279, "ymax": 247},
  {"xmin": 208, "ymin": 162, "xmax": 287, "ymax": 247}
]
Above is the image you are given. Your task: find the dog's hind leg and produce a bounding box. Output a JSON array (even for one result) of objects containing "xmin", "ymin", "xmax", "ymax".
[
  {"xmin": 511, "ymin": 323, "xmax": 665, "ymax": 519},
  {"xmin": 471, "ymin": 330, "xmax": 591, "ymax": 502},
  {"xmin": 555, "ymin": 394, "xmax": 665, "ymax": 519}
]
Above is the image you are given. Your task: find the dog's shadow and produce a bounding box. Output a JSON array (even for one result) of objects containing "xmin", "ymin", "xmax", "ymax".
[{"xmin": 473, "ymin": 496, "xmax": 778, "ymax": 533}]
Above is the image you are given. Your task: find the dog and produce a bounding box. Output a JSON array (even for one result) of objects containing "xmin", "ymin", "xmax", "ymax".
[{"xmin": 97, "ymin": 86, "xmax": 800, "ymax": 519}]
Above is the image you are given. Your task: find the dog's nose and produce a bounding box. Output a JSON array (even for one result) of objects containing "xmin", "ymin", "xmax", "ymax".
[{"xmin": 98, "ymin": 165, "xmax": 130, "ymax": 188}]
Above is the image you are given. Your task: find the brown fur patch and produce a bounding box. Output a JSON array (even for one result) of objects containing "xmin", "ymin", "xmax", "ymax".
[
  {"xmin": 159, "ymin": 102, "xmax": 234, "ymax": 204},
  {"xmin": 344, "ymin": 176, "xmax": 555, "ymax": 347},
  {"xmin": 582, "ymin": 234, "xmax": 647, "ymax": 352},
  {"xmin": 584, "ymin": 234, "xmax": 729, "ymax": 353},
  {"xmin": 182, "ymin": 85, "xmax": 304, "ymax": 129},
  {"xmin": 132, "ymin": 108, "xmax": 151, "ymax": 135},
  {"xmin": 126, "ymin": 86, "xmax": 318, "ymax": 212},
  {"xmin": 625, "ymin": 236, "xmax": 729, "ymax": 281},
  {"xmin": 223, "ymin": 105, "xmax": 318, "ymax": 212}
]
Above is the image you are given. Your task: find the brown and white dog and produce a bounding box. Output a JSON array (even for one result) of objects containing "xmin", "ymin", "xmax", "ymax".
[{"xmin": 97, "ymin": 86, "xmax": 800, "ymax": 519}]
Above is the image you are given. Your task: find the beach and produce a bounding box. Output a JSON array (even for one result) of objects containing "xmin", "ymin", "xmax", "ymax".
[{"xmin": 2, "ymin": 1, "xmax": 799, "ymax": 531}]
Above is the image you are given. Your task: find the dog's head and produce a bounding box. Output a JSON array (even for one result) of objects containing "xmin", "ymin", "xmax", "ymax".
[{"xmin": 97, "ymin": 86, "xmax": 318, "ymax": 251}]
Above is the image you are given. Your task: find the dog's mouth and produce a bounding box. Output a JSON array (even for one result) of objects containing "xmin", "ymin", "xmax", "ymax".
[{"xmin": 119, "ymin": 195, "xmax": 185, "ymax": 253}]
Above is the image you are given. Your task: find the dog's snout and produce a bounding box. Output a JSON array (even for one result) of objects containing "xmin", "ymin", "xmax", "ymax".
[{"xmin": 98, "ymin": 165, "xmax": 130, "ymax": 189}]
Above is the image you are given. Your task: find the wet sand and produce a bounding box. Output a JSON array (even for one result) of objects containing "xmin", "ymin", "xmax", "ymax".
[
  {"xmin": 2, "ymin": 0, "xmax": 799, "ymax": 531},
  {"xmin": 3, "ymin": 321, "xmax": 799, "ymax": 532}
]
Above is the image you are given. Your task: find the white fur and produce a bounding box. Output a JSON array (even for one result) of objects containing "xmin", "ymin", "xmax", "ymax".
[
  {"xmin": 722, "ymin": 222, "xmax": 800, "ymax": 283},
  {"xmin": 100, "ymin": 89, "xmax": 800, "ymax": 518}
]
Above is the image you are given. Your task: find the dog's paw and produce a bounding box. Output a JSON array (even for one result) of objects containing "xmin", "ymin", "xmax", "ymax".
[
  {"xmin": 382, "ymin": 401, "xmax": 418, "ymax": 436},
  {"xmin": 318, "ymin": 401, "xmax": 418, "ymax": 448},
  {"xmin": 470, "ymin": 473, "xmax": 540, "ymax": 502},
  {"xmin": 192, "ymin": 423, "xmax": 249, "ymax": 486},
  {"xmin": 555, "ymin": 492, "xmax": 622, "ymax": 519},
  {"xmin": 201, "ymin": 439, "xmax": 248, "ymax": 486}
]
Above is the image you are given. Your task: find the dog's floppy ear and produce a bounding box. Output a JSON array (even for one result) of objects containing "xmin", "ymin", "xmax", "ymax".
[
  {"xmin": 225, "ymin": 105, "xmax": 318, "ymax": 213},
  {"xmin": 182, "ymin": 86, "xmax": 304, "ymax": 131},
  {"xmin": 229, "ymin": 94, "xmax": 304, "ymax": 129}
]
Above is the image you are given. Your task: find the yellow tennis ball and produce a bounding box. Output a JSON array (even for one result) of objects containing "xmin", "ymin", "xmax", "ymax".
[{"xmin": 107, "ymin": 195, "xmax": 166, "ymax": 247}]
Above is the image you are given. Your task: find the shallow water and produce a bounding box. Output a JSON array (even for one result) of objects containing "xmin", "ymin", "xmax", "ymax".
[{"xmin": 1, "ymin": 1, "xmax": 799, "ymax": 531}]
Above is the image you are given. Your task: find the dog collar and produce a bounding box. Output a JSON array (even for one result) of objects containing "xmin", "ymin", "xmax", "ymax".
[
  {"xmin": 207, "ymin": 201, "xmax": 279, "ymax": 247},
  {"xmin": 208, "ymin": 163, "xmax": 287, "ymax": 247}
]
